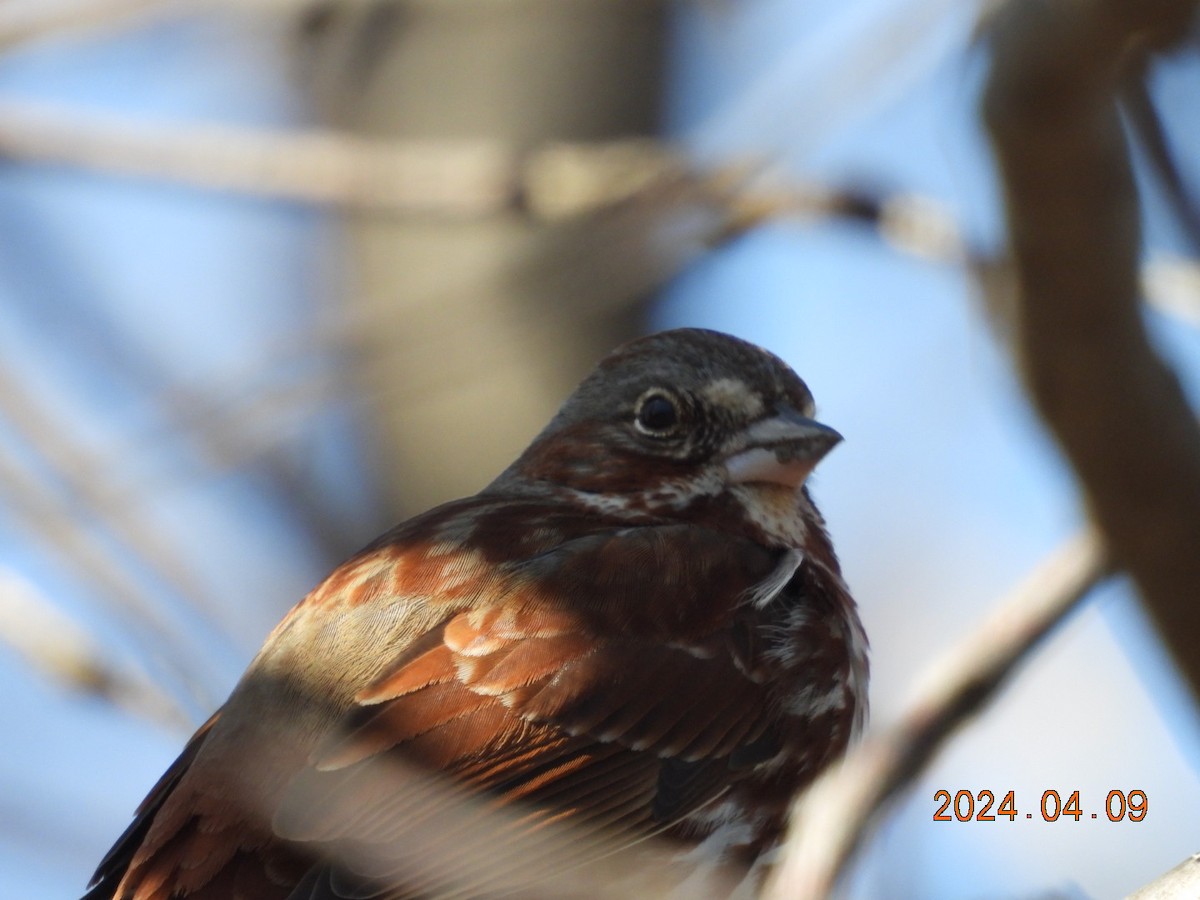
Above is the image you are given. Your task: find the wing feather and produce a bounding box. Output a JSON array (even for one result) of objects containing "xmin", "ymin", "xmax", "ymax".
[{"xmin": 89, "ymin": 516, "xmax": 791, "ymax": 900}]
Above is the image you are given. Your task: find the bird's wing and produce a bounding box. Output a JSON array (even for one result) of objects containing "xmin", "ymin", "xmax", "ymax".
[
  {"xmin": 273, "ymin": 523, "xmax": 787, "ymax": 898},
  {"xmin": 84, "ymin": 521, "xmax": 789, "ymax": 900},
  {"xmin": 83, "ymin": 714, "xmax": 218, "ymax": 900},
  {"xmin": 84, "ymin": 703, "xmax": 317, "ymax": 900}
]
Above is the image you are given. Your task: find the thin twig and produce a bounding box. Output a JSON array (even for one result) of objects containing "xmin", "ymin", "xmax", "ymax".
[
  {"xmin": 1119, "ymin": 57, "xmax": 1200, "ymax": 257},
  {"xmin": 0, "ymin": 364, "xmax": 242, "ymax": 651},
  {"xmin": 0, "ymin": 444, "xmax": 218, "ymax": 715},
  {"xmin": 764, "ymin": 530, "xmax": 1108, "ymax": 899},
  {"xmin": 0, "ymin": 566, "xmax": 191, "ymax": 731}
]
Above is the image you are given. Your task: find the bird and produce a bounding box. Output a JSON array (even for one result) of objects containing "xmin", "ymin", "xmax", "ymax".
[{"xmin": 84, "ymin": 327, "xmax": 868, "ymax": 900}]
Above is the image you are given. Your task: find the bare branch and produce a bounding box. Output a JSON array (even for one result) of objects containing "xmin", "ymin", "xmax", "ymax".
[
  {"xmin": 764, "ymin": 530, "xmax": 1108, "ymax": 899},
  {"xmin": 0, "ymin": 1, "xmax": 465, "ymax": 52},
  {"xmin": 0, "ymin": 567, "xmax": 191, "ymax": 730},
  {"xmin": 4, "ymin": 95, "xmax": 1198, "ymax": 327},
  {"xmin": 0, "ymin": 442, "xmax": 218, "ymax": 713},
  {"xmin": 0, "ymin": 364, "xmax": 241, "ymax": 649},
  {"xmin": 982, "ymin": 0, "xmax": 1200, "ymax": 700},
  {"xmin": 263, "ymin": 746, "xmax": 743, "ymax": 900},
  {"xmin": 0, "ymin": 98, "xmax": 517, "ymax": 215},
  {"xmin": 1128, "ymin": 852, "xmax": 1200, "ymax": 900},
  {"xmin": 0, "ymin": 0, "xmax": 169, "ymax": 50},
  {"xmin": 1144, "ymin": 255, "xmax": 1200, "ymax": 327},
  {"xmin": 0, "ymin": 97, "xmax": 975, "ymax": 249},
  {"xmin": 1119, "ymin": 56, "xmax": 1200, "ymax": 257}
]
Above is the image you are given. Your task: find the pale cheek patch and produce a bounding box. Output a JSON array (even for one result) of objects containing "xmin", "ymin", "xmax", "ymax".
[{"xmin": 702, "ymin": 377, "xmax": 764, "ymax": 418}]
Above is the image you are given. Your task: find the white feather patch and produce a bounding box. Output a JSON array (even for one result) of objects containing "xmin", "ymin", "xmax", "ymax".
[{"xmin": 744, "ymin": 549, "xmax": 804, "ymax": 609}]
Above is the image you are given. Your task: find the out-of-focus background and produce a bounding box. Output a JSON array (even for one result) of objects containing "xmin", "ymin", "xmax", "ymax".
[{"xmin": 1, "ymin": 1, "xmax": 1198, "ymax": 897}]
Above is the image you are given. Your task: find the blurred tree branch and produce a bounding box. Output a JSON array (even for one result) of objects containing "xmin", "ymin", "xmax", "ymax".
[
  {"xmin": 0, "ymin": 0, "xmax": 424, "ymax": 52},
  {"xmin": 1129, "ymin": 852, "xmax": 1200, "ymax": 899},
  {"xmin": 0, "ymin": 364, "xmax": 238, "ymax": 647},
  {"xmin": 263, "ymin": 743, "xmax": 740, "ymax": 899},
  {"xmin": 1119, "ymin": 52, "xmax": 1200, "ymax": 256},
  {"xmin": 0, "ymin": 438, "xmax": 222, "ymax": 713},
  {"xmin": 764, "ymin": 530, "xmax": 1108, "ymax": 899},
  {"xmin": 0, "ymin": 96, "xmax": 918, "ymax": 227},
  {"xmin": 2, "ymin": 2, "xmax": 1197, "ymax": 895},
  {"xmin": 0, "ymin": 98, "xmax": 517, "ymax": 215},
  {"xmin": 2, "ymin": 96, "xmax": 1199, "ymax": 326},
  {"xmin": 0, "ymin": 566, "xmax": 192, "ymax": 731},
  {"xmin": 983, "ymin": 0, "xmax": 1200, "ymax": 701},
  {"xmin": 0, "ymin": 0, "xmax": 166, "ymax": 49},
  {"xmin": 764, "ymin": 1, "xmax": 1200, "ymax": 893}
]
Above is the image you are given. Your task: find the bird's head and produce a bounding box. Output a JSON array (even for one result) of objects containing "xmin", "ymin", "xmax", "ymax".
[{"xmin": 496, "ymin": 328, "xmax": 842, "ymax": 549}]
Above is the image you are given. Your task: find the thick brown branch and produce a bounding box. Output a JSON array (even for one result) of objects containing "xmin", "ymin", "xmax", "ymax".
[{"xmin": 982, "ymin": 0, "xmax": 1200, "ymax": 700}]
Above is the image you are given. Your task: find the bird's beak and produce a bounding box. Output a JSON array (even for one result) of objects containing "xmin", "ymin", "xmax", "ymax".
[{"xmin": 723, "ymin": 408, "xmax": 842, "ymax": 489}]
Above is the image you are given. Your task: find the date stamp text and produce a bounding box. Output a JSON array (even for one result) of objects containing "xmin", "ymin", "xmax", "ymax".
[{"xmin": 933, "ymin": 789, "xmax": 1147, "ymax": 822}]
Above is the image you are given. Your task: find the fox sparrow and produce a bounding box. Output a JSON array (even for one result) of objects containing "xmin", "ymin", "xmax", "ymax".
[{"xmin": 85, "ymin": 328, "xmax": 868, "ymax": 899}]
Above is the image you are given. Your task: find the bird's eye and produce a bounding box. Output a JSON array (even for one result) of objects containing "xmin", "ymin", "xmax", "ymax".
[{"xmin": 634, "ymin": 391, "xmax": 681, "ymax": 437}]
